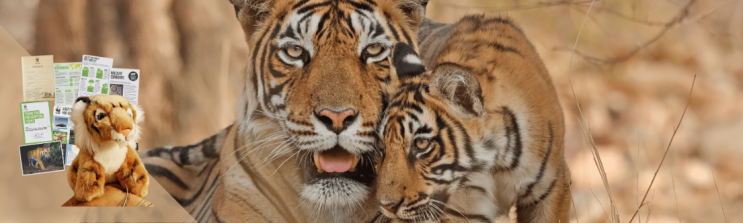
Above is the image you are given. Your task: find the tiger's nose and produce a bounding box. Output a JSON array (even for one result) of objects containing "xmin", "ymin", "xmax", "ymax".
[
  {"xmin": 316, "ymin": 108, "xmax": 357, "ymax": 134},
  {"xmin": 118, "ymin": 127, "xmax": 132, "ymax": 137}
]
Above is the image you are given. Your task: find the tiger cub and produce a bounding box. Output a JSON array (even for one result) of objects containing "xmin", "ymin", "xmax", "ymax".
[
  {"xmin": 27, "ymin": 147, "xmax": 51, "ymax": 170},
  {"xmin": 376, "ymin": 16, "xmax": 571, "ymax": 223}
]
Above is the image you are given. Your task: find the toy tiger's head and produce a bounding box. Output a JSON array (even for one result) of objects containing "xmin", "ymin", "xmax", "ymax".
[
  {"xmin": 376, "ymin": 43, "xmax": 490, "ymax": 221},
  {"xmin": 71, "ymin": 95, "xmax": 144, "ymax": 154},
  {"xmin": 230, "ymin": 0, "xmax": 427, "ymax": 208}
]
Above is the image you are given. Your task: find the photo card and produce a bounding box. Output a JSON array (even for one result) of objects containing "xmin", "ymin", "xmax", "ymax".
[{"xmin": 19, "ymin": 141, "xmax": 65, "ymax": 176}]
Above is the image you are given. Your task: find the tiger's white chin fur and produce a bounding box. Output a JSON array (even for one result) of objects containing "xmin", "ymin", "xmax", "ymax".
[
  {"xmin": 300, "ymin": 178, "xmax": 370, "ymax": 220},
  {"xmin": 300, "ymin": 178, "xmax": 369, "ymax": 206}
]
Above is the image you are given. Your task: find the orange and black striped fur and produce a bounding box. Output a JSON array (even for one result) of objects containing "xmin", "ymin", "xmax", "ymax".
[
  {"xmin": 140, "ymin": 0, "xmax": 429, "ymax": 222},
  {"xmin": 376, "ymin": 16, "xmax": 571, "ymax": 222},
  {"xmin": 27, "ymin": 147, "xmax": 51, "ymax": 170}
]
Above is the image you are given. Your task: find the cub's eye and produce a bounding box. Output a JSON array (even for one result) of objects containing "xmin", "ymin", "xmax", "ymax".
[
  {"xmin": 96, "ymin": 113, "xmax": 106, "ymax": 121},
  {"xmin": 414, "ymin": 138, "xmax": 430, "ymax": 150},
  {"xmin": 286, "ymin": 45, "xmax": 304, "ymax": 58},
  {"xmin": 365, "ymin": 44, "xmax": 383, "ymax": 56}
]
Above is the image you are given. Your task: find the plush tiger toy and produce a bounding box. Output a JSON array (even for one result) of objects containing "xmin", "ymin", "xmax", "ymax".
[
  {"xmin": 375, "ymin": 16, "xmax": 571, "ymax": 222},
  {"xmin": 140, "ymin": 0, "xmax": 428, "ymax": 222},
  {"xmin": 65, "ymin": 95, "xmax": 150, "ymax": 205},
  {"xmin": 27, "ymin": 147, "xmax": 51, "ymax": 170}
]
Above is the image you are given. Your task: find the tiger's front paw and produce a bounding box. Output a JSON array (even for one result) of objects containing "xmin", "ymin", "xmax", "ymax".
[
  {"xmin": 74, "ymin": 167, "xmax": 105, "ymax": 202},
  {"xmin": 117, "ymin": 159, "xmax": 149, "ymax": 198}
]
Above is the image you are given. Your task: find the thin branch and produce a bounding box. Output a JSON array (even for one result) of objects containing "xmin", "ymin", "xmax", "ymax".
[
  {"xmin": 592, "ymin": 7, "xmax": 668, "ymax": 26},
  {"xmin": 569, "ymin": 182, "xmax": 581, "ymax": 223},
  {"xmin": 628, "ymin": 74, "xmax": 696, "ymax": 222},
  {"xmin": 431, "ymin": 0, "xmax": 598, "ymax": 12},
  {"xmin": 668, "ymin": 145, "xmax": 681, "ymax": 223},
  {"xmin": 589, "ymin": 183, "xmax": 611, "ymax": 223},
  {"xmin": 555, "ymin": 0, "xmax": 697, "ymax": 65},
  {"xmin": 644, "ymin": 188, "xmax": 656, "ymax": 223},
  {"xmin": 712, "ymin": 169, "xmax": 728, "ymax": 223}
]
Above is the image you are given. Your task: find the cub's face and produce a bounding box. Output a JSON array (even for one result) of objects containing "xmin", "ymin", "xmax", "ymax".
[
  {"xmin": 376, "ymin": 43, "xmax": 485, "ymax": 221},
  {"xmin": 232, "ymin": 0, "xmax": 426, "ymax": 207},
  {"xmin": 71, "ymin": 95, "xmax": 144, "ymax": 153}
]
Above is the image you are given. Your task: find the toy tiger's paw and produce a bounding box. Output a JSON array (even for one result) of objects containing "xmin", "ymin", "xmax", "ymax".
[
  {"xmin": 117, "ymin": 153, "xmax": 149, "ymax": 198},
  {"xmin": 73, "ymin": 164, "xmax": 106, "ymax": 202}
]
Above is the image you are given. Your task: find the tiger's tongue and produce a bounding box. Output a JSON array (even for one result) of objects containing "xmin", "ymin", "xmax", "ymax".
[
  {"xmin": 319, "ymin": 155, "xmax": 353, "ymax": 172},
  {"xmin": 315, "ymin": 147, "xmax": 357, "ymax": 172}
]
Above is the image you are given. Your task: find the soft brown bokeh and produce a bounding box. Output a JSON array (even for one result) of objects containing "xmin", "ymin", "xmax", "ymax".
[{"xmin": 1, "ymin": 0, "xmax": 742, "ymax": 222}]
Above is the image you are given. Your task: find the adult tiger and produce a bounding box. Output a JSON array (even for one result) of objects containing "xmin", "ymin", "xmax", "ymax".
[
  {"xmin": 140, "ymin": 0, "xmax": 428, "ymax": 222},
  {"xmin": 375, "ymin": 16, "xmax": 571, "ymax": 222},
  {"xmin": 27, "ymin": 147, "xmax": 51, "ymax": 170}
]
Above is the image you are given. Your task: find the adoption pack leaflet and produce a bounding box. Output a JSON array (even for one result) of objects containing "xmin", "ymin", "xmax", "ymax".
[
  {"xmin": 109, "ymin": 68, "xmax": 140, "ymax": 103},
  {"xmin": 21, "ymin": 55, "xmax": 55, "ymax": 102},
  {"xmin": 78, "ymin": 55, "xmax": 113, "ymax": 97},
  {"xmin": 53, "ymin": 62, "xmax": 82, "ymax": 116},
  {"xmin": 20, "ymin": 101, "xmax": 53, "ymax": 145}
]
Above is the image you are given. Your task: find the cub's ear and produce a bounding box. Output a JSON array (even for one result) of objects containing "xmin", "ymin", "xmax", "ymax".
[
  {"xmin": 392, "ymin": 42, "xmax": 426, "ymax": 78},
  {"xmin": 75, "ymin": 96, "xmax": 90, "ymax": 104},
  {"xmin": 431, "ymin": 64, "xmax": 484, "ymax": 117},
  {"xmin": 71, "ymin": 96, "xmax": 90, "ymax": 127}
]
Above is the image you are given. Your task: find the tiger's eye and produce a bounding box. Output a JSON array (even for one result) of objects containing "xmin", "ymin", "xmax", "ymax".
[
  {"xmin": 286, "ymin": 46, "xmax": 303, "ymax": 58},
  {"xmin": 366, "ymin": 44, "xmax": 382, "ymax": 55},
  {"xmin": 415, "ymin": 138, "xmax": 430, "ymax": 149}
]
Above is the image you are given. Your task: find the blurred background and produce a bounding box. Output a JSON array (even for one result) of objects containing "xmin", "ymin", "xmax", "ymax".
[{"xmin": 1, "ymin": 0, "xmax": 742, "ymax": 222}]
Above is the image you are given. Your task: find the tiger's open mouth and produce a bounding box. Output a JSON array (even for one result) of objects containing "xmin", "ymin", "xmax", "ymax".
[{"xmin": 302, "ymin": 145, "xmax": 376, "ymax": 186}]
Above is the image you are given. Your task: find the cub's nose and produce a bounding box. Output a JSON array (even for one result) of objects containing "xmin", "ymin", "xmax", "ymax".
[
  {"xmin": 316, "ymin": 108, "xmax": 357, "ymax": 134},
  {"xmin": 381, "ymin": 198, "xmax": 405, "ymax": 216}
]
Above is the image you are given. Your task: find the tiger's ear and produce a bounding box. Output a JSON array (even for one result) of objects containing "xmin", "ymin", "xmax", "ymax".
[
  {"xmin": 392, "ymin": 42, "xmax": 426, "ymax": 78},
  {"xmin": 395, "ymin": 0, "xmax": 428, "ymax": 30},
  {"xmin": 229, "ymin": 0, "xmax": 273, "ymax": 35},
  {"xmin": 131, "ymin": 103, "xmax": 145, "ymax": 124},
  {"xmin": 431, "ymin": 64, "xmax": 484, "ymax": 117}
]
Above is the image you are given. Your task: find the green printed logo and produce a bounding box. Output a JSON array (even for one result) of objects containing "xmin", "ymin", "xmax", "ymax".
[
  {"xmin": 96, "ymin": 69, "xmax": 103, "ymax": 79},
  {"xmin": 87, "ymin": 80, "xmax": 95, "ymax": 92},
  {"xmin": 101, "ymin": 83, "xmax": 108, "ymax": 94},
  {"xmin": 82, "ymin": 67, "xmax": 89, "ymax": 77},
  {"xmin": 23, "ymin": 111, "xmax": 44, "ymax": 124}
]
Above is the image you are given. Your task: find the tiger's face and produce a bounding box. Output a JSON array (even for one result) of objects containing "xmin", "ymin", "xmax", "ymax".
[
  {"xmin": 377, "ymin": 43, "xmax": 486, "ymax": 221},
  {"xmin": 39, "ymin": 148, "xmax": 51, "ymax": 159},
  {"xmin": 232, "ymin": 0, "xmax": 427, "ymax": 208},
  {"xmin": 71, "ymin": 95, "xmax": 144, "ymax": 153}
]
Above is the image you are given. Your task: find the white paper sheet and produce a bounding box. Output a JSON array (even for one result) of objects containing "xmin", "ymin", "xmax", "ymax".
[
  {"xmin": 109, "ymin": 68, "xmax": 141, "ymax": 103},
  {"xmin": 21, "ymin": 55, "xmax": 55, "ymax": 102},
  {"xmin": 78, "ymin": 55, "xmax": 114, "ymax": 97}
]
